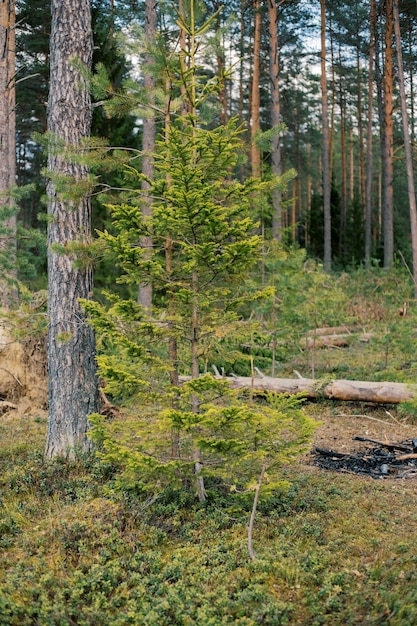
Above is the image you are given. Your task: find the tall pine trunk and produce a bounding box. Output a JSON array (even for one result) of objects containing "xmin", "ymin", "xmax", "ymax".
[
  {"xmin": 338, "ymin": 42, "xmax": 347, "ymax": 260},
  {"xmin": 0, "ymin": 0, "xmax": 16, "ymax": 308},
  {"xmin": 267, "ymin": 0, "xmax": 282, "ymax": 240},
  {"xmin": 356, "ymin": 48, "xmax": 365, "ymax": 208},
  {"xmin": 250, "ymin": 0, "xmax": 261, "ymax": 178},
  {"xmin": 320, "ymin": 0, "xmax": 331, "ymax": 271},
  {"xmin": 138, "ymin": 0, "xmax": 157, "ymax": 311},
  {"xmin": 45, "ymin": 0, "xmax": 99, "ymax": 459},
  {"xmin": 382, "ymin": 0, "xmax": 394, "ymax": 267},
  {"xmin": 365, "ymin": 0, "xmax": 375, "ymax": 267},
  {"xmin": 393, "ymin": 0, "xmax": 417, "ymax": 297}
]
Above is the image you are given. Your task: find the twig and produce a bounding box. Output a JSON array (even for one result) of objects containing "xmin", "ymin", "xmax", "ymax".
[
  {"xmin": 333, "ymin": 413, "xmax": 392, "ymax": 425},
  {"xmin": 212, "ymin": 364, "xmax": 221, "ymax": 378},
  {"xmin": 248, "ymin": 462, "xmax": 266, "ymax": 561},
  {"xmin": 293, "ymin": 370, "xmax": 305, "ymax": 379},
  {"xmin": 398, "ymin": 250, "xmax": 417, "ymax": 289},
  {"xmin": 0, "ymin": 367, "xmax": 23, "ymax": 387},
  {"xmin": 385, "ymin": 409, "xmax": 401, "ymax": 425},
  {"xmin": 0, "ymin": 400, "xmax": 18, "ymax": 411}
]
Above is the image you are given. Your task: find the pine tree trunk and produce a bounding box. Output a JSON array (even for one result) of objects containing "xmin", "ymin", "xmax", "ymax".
[
  {"xmin": 382, "ymin": 0, "xmax": 394, "ymax": 268},
  {"xmin": 267, "ymin": 0, "xmax": 282, "ymax": 240},
  {"xmin": 356, "ymin": 48, "xmax": 365, "ymax": 207},
  {"xmin": 45, "ymin": 0, "xmax": 99, "ymax": 460},
  {"xmin": 338, "ymin": 43, "xmax": 347, "ymax": 260},
  {"xmin": 393, "ymin": 0, "xmax": 417, "ymax": 298},
  {"xmin": 138, "ymin": 0, "xmax": 157, "ymax": 311},
  {"xmin": 375, "ymin": 2, "xmax": 385, "ymax": 257},
  {"xmin": 250, "ymin": 0, "xmax": 261, "ymax": 178},
  {"xmin": 364, "ymin": 0, "xmax": 374, "ymax": 268},
  {"xmin": 0, "ymin": 0, "xmax": 16, "ymax": 308},
  {"xmin": 320, "ymin": 0, "xmax": 331, "ymax": 271}
]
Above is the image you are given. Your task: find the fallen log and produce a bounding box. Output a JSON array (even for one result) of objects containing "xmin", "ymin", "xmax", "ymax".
[
  {"xmin": 180, "ymin": 374, "xmax": 417, "ymax": 404},
  {"xmin": 301, "ymin": 332, "xmax": 372, "ymax": 349},
  {"xmin": 306, "ymin": 325, "xmax": 362, "ymax": 336},
  {"xmin": 301, "ymin": 334, "xmax": 351, "ymax": 349}
]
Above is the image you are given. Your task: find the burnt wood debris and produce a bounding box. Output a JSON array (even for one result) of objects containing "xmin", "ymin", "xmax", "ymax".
[{"xmin": 313, "ymin": 436, "xmax": 417, "ymax": 479}]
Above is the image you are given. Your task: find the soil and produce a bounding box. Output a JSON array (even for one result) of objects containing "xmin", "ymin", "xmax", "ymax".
[
  {"xmin": 0, "ymin": 319, "xmax": 47, "ymax": 419},
  {"xmin": 305, "ymin": 401, "xmax": 417, "ymax": 479}
]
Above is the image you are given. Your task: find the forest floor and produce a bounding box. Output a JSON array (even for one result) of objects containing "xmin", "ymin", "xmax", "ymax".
[{"xmin": 3, "ymin": 310, "xmax": 417, "ymax": 623}]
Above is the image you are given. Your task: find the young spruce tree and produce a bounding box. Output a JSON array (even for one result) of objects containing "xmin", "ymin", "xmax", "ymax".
[{"xmin": 84, "ymin": 1, "xmax": 315, "ymax": 510}]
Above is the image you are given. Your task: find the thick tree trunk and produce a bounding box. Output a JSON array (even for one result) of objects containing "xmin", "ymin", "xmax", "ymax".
[
  {"xmin": 0, "ymin": 0, "xmax": 16, "ymax": 308},
  {"xmin": 138, "ymin": 0, "xmax": 157, "ymax": 311},
  {"xmin": 180, "ymin": 375, "xmax": 416, "ymax": 405},
  {"xmin": 392, "ymin": 0, "xmax": 417, "ymax": 298},
  {"xmin": 320, "ymin": 0, "xmax": 331, "ymax": 272},
  {"xmin": 45, "ymin": 0, "xmax": 99, "ymax": 459}
]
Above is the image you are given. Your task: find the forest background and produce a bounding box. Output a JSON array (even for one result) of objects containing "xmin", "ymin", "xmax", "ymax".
[{"xmin": 5, "ymin": 0, "xmax": 417, "ymax": 283}]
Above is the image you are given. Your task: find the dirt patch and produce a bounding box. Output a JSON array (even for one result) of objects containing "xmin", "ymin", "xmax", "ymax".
[
  {"xmin": 305, "ymin": 401, "xmax": 417, "ymax": 478},
  {"xmin": 0, "ymin": 318, "xmax": 47, "ymax": 417}
]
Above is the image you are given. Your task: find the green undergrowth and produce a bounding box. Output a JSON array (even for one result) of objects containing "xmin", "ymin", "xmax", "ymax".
[{"xmin": 1, "ymin": 413, "xmax": 417, "ymax": 625}]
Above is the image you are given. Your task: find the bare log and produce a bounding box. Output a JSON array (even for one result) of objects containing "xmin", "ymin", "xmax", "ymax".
[
  {"xmin": 301, "ymin": 332, "xmax": 372, "ymax": 349},
  {"xmin": 180, "ymin": 375, "xmax": 416, "ymax": 405},
  {"xmin": 306, "ymin": 325, "xmax": 362, "ymax": 336},
  {"xmin": 301, "ymin": 334, "xmax": 351, "ymax": 349}
]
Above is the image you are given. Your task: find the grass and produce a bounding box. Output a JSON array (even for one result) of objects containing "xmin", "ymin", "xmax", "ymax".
[{"xmin": 1, "ymin": 407, "xmax": 417, "ymax": 625}]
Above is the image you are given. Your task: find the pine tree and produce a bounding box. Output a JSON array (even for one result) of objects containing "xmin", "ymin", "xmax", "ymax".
[
  {"xmin": 0, "ymin": 0, "xmax": 17, "ymax": 307},
  {"xmin": 45, "ymin": 0, "xmax": 99, "ymax": 459}
]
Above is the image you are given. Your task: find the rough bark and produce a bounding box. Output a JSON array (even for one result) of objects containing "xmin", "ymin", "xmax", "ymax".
[
  {"xmin": 179, "ymin": 375, "xmax": 416, "ymax": 405},
  {"xmin": 45, "ymin": 0, "xmax": 99, "ymax": 459},
  {"xmin": 138, "ymin": 0, "xmax": 157, "ymax": 311},
  {"xmin": 392, "ymin": 0, "xmax": 417, "ymax": 298},
  {"xmin": 320, "ymin": 0, "xmax": 331, "ymax": 272},
  {"xmin": 0, "ymin": 0, "xmax": 16, "ymax": 308}
]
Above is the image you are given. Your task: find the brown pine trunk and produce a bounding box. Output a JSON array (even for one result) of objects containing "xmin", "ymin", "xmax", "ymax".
[
  {"xmin": 250, "ymin": 0, "xmax": 261, "ymax": 178},
  {"xmin": 329, "ymin": 16, "xmax": 335, "ymax": 182},
  {"xmin": 382, "ymin": 0, "xmax": 394, "ymax": 267},
  {"xmin": 306, "ymin": 141, "xmax": 311, "ymax": 248},
  {"xmin": 320, "ymin": 0, "xmax": 331, "ymax": 271},
  {"xmin": 163, "ymin": 72, "xmax": 180, "ymax": 458},
  {"xmin": 356, "ymin": 48, "xmax": 365, "ymax": 207},
  {"xmin": 375, "ymin": 3, "xmax": 384, "ymax": 257},
  {"xmin": 364, "ymin": 10, "xmax": 374, "ymax": 269},
  {"xmin": 45, "ymin": 0, "xmax": 99, "ymax": 459},
  {"xmin": 138, "ymin": 0, "xmax": 157, "ymax": 311},
  {"xmin": 393, "ymin": 0, "xmax": 417, "ymax": 297},
  {"xmin": 238, "ymin": 0, "xmax": 245, "ymax": 128},
  {"xmin": 349, "ymin": 126, "xmax": 354, "ymax": 203},
  {"xmin": 0, "ymin": 0, "xmax": 16, "ymax": 308},
  {"xmin": 212, "ymin": 1, "xmax": 228, "ymax": 126},
  {"xmin": 267, "ymin": 0, "xmax": 282, "ymax": 239},
  {"xmin": 338, "ymin": 43, "xmax": 347, "ymax": 259}
]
